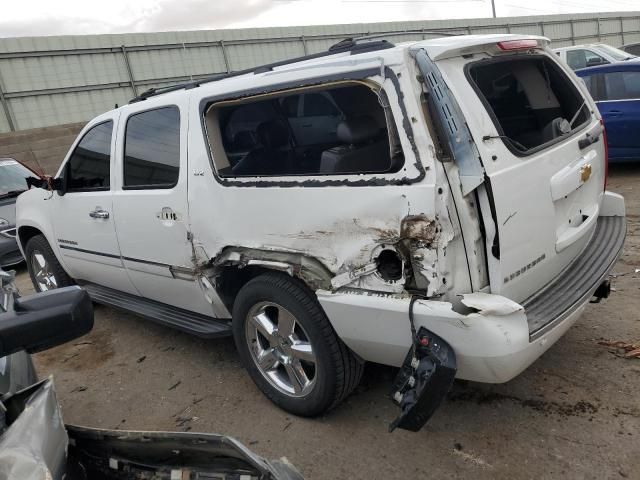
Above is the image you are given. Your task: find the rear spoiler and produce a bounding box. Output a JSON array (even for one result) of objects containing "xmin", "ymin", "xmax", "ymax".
[{"xmin": 412, "ymin": 34, "xmax": 551, "ymax": 61}]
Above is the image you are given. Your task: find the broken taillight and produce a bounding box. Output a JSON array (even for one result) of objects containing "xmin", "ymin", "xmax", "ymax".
[
  {"xmin": 496, "ymin": 39, "xmax": 539, "ymax": 51},
  {"xmin": 601, "ymin": 119, "xmax": 609, "ymax": 189}
]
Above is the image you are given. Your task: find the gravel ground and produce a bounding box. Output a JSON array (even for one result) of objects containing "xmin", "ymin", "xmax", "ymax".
[{"xmin": 21, "ymin": 165, "xmax": 640, "ymax": 480}]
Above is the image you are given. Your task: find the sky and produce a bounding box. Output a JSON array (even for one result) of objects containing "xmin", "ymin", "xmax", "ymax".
[{"xmin": 1, "ymin": 0, "xmax": 639, "ymax": 38}]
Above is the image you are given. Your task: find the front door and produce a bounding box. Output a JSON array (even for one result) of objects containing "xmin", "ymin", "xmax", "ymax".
[
  {"xmin": 112, "ymin": 97, "xmax": 216, "ymax": 316},
  {"xmin": 50, "ymin": 115, "xmax": 138, "ymax": 293}
]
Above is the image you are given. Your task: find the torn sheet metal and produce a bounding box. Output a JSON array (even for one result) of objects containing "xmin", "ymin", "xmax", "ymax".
[
  {"xmin": 413, "ymin": 49, "xmax": 485, "ymax": 196},
  {"xmin": 460, "ymin": 292, "xmax": 524, "ymax": 316},
  {"xmin": 66, "ymin": 425, "xmax": 304, "ymax": 480}
]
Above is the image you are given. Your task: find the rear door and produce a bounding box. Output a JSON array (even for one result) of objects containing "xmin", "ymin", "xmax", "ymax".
[
  {"xmin": 598, "ymin": 68, "xmax": 640, "ymax": 160},
  {"xmin": 418, "ymin": 38, "xmax": 606, "ymax": 302},
  {"xmin": 112, "ymin": 96, "xmax": 217, "ymax": 316}
]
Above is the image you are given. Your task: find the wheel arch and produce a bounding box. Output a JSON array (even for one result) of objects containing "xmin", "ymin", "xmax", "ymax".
[
  {"xmin": 17, "ymin": 224, "xmax": 45, "ymax": 255},
  {"xmin": 212, "ymin": 246, "xmax": 334, "ymax": 313}
]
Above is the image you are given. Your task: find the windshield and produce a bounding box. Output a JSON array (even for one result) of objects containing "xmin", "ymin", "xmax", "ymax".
[
  {"xmin": 0, "ymin": 159, "xmax": 33, "ymax": 195},
  {"xmin": 595, "ymin": 44, "xmax": 635, "ymax": 61}
]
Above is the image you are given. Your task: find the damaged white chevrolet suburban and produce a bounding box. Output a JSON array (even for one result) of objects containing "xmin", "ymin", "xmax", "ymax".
[{"xmin": 16, "ymin": 34, "xmax": 625, "ymax": 431}]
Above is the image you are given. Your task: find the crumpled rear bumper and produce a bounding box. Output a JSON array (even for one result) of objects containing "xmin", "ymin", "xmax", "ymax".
[{"xmin": 318, "ymin": 192, "xmax": 626, "ymax": 384}]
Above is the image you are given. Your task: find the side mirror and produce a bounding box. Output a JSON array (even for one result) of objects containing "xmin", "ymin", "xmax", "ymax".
[
  {"xmin": 25, "ymin": 176, "xmax": 66, "ymax": 195},
  {"xmin": 0, "ymin": 286, "xmax": 94, "ymax": 357},
  {"xmin": 586, "ymin": 57, "xmax": 606, "ymax": 67}
]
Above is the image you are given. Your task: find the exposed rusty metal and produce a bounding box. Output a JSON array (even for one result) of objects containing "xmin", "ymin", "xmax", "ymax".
[{"xmin": 400, "ymin": 215, "xmax": 437, "ymax": 243}]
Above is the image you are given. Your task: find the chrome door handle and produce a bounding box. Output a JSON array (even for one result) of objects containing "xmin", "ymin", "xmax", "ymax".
[{"xmin": 89, "ymin": 209, "xmax": 109, "ymax": 219}]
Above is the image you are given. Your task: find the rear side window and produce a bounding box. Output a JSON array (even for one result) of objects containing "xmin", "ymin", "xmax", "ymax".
[
  {"xmin": 204, "ymin": 83, "xmax": 404, "ymax": 177},
  {"xmin": 66, "ymin": 121, "xmax": 113, "ymax": 192},
  {"xmin": 468, "ymin": 56, "xmax": 590, "ymax": 155},
  {"xmin": 124, "ymin": 106, "xmax": 180, "ymax": 189},
  {"xmin": 580, "ymin": 75, "xmax": 593, "ymax": 95},
  {"xmin": 602, "ymin": 71, "xmax": 640, "ymax": 100}
]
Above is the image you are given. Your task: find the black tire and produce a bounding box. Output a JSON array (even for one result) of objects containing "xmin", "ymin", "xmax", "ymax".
[
  {"xmin": 25, "ymin": 234, "xmax": 73, "ymax": 292},
  {"xmin": 232, "ymin": 272, "xmax": 363, "ymax": 417}
]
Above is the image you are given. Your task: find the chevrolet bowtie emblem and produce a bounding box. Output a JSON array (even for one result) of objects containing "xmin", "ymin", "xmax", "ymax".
[{"xmin": 580, "ymin": 163, "xmax": 592, "ymax": 183}]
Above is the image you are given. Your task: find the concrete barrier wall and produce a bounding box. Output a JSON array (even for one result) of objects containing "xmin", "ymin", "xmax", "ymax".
[{"xmin": 0, "ymin": 122, "xmax": 83, "ymax": 174}]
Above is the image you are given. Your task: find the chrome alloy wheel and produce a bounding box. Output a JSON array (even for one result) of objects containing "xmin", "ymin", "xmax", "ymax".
[
  {"xmin": 30, "ymin": 250, "xmax": 57, "ymax": 291},
  {"xmin": 245, "ymin": 301, "xmax": 317, "ymax": 397}
]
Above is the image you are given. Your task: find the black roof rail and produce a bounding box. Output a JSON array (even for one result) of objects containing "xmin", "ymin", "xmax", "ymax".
[
  {"xmin": 352, "ymin": 29, "xmax": 463, "ymax": 42},
  {"xmin": 129, "ymin": 37, "xmax": 395, "ymax": 104}
]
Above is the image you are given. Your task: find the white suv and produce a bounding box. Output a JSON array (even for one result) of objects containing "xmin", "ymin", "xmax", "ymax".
[
  {"xmin": 16, "ymin": 34, "xmax": 625, "ymax": 432},
  {"xmin": 554, "ymin": 43, "xmax": 637, "ymax": 70}
]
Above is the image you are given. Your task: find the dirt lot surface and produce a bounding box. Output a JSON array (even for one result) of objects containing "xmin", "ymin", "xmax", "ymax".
[{"xmin": 20, "ymin": 165, "xmax": 640, "ymax": 479}]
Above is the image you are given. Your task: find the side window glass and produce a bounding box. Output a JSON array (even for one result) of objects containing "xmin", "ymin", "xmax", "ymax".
[
  {"xmin": 622, "ymin": 72, "xmax": 640, "ymax": 98},
  {"xmin": 604, "ymin": 71, "xmax": 640, "ymax": 100},
  {"xmin": 66, "ymin": 121, "xmax": 113, "ymax": 192},
  {"xmin": 580, "ymin": 75, "xmax": 594, "ymax": 96},
  {"xmin": 303, "ymin": 93, "xmax": 340, "ymax": 117},
  {"xmin": 584, "ymin": 50, "xmax": 607, "ymax": 66},
  {"xmin": 566, "ymin": 50, "xmax": 586, "ymax": 70},
  {"xmin": 124, "ymin": 106, "xmax": 180, "ymax": 189}
]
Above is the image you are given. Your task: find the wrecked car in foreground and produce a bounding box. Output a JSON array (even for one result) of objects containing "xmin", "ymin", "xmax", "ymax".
[
  {"xmin": 16, "ymin": 33, "xmax": 626, "ymax": 431},
  {"xmin": 0, "ymin": 269, "xmax": 302, "ymax": 479}
]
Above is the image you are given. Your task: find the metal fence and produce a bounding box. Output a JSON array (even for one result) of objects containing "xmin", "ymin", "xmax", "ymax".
[{"xmin": 1, "ymin": 10, "xmax": 639, "ymax": 133}]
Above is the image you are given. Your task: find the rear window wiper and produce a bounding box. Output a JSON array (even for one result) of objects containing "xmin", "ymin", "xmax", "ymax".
[
  {"xmin": 569, "ymin": 100, "xmax": 587, "ymax": 129},
  {"xmin": 482, "ymin": 134, "xmax": 528, "ymax": 152}
]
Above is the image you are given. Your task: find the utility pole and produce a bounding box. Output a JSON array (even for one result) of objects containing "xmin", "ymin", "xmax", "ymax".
[{"xmin": 491, "ymin": 0, "xmax": 497, "ymax": 18}]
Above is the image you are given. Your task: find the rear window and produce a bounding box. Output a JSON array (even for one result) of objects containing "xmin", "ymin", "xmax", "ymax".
[
  {"xmin": 468, "ymin": 56, "xmax": 590, "ymax": 155},
  {"xmin": 203, "ymin": 83, "xmax": 404, "ymax": 177}
]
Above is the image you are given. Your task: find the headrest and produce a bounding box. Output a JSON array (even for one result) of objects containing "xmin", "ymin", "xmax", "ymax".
[
  {"xmin": 256, "ymin": 120, "xmax": 289, "ymax": 149},
  {"xmin": 337, "ymin": 115, "xmax": 379, "ymax": 144}
]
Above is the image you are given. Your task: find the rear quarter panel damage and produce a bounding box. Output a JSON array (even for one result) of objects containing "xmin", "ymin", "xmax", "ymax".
[{"xmin": 184, "ymin": 56, "xmax": 468, "ymax": 300}]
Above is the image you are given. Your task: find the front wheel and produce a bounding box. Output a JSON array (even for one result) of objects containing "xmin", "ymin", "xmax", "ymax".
[
  {"xmin": 232, "ymin": 272, "xmax": 363, "ymax": 417},
  {"xmin": 25, "ymin": 234, "xmax": 73, "ymax": 292}
]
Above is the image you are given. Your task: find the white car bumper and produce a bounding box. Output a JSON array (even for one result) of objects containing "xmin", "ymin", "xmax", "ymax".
[{"xmin": 318, "ymin": 192, "xmax": 626, "ymax": 383}]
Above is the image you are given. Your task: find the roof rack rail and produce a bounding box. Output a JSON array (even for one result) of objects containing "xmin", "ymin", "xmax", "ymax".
[
  {"xmin": 352, "ymin": 29, "xmax": 462, "ymax": 42},
  {"xmin": 129, "ymin": 37, "xmax": 395, "ymax": 104}
]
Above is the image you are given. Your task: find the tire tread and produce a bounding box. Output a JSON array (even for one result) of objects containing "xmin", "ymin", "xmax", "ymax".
[
  {"xmin": 25, "ymin": 234, "xmax": 73, "ymax": 291},
  {"xmin": 234, "ymin": 271, "xmax": 363, "ymax": 416}
]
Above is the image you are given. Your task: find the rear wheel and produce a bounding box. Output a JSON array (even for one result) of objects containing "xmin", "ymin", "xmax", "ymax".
[
  {"xmin": 232, "ymin": 272, "xmax": 363, "ymax": 416},
  {"xmin": 25, "ymin": 234, "xmax": 73, "ymax": 292}
]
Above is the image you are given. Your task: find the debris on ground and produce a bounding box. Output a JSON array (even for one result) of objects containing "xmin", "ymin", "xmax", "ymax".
[
  {"xmin": 451, "ymin": 443, "xmax": 492, "ymax": 469},
  {"xmin": 598, "ymin": 340, "xmax": 640, "ymax": 359}
]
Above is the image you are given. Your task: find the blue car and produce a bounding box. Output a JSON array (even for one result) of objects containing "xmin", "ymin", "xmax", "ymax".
[{"xmin": 576, "ymin": 63, "xmax": 640, "ymax": 162}]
